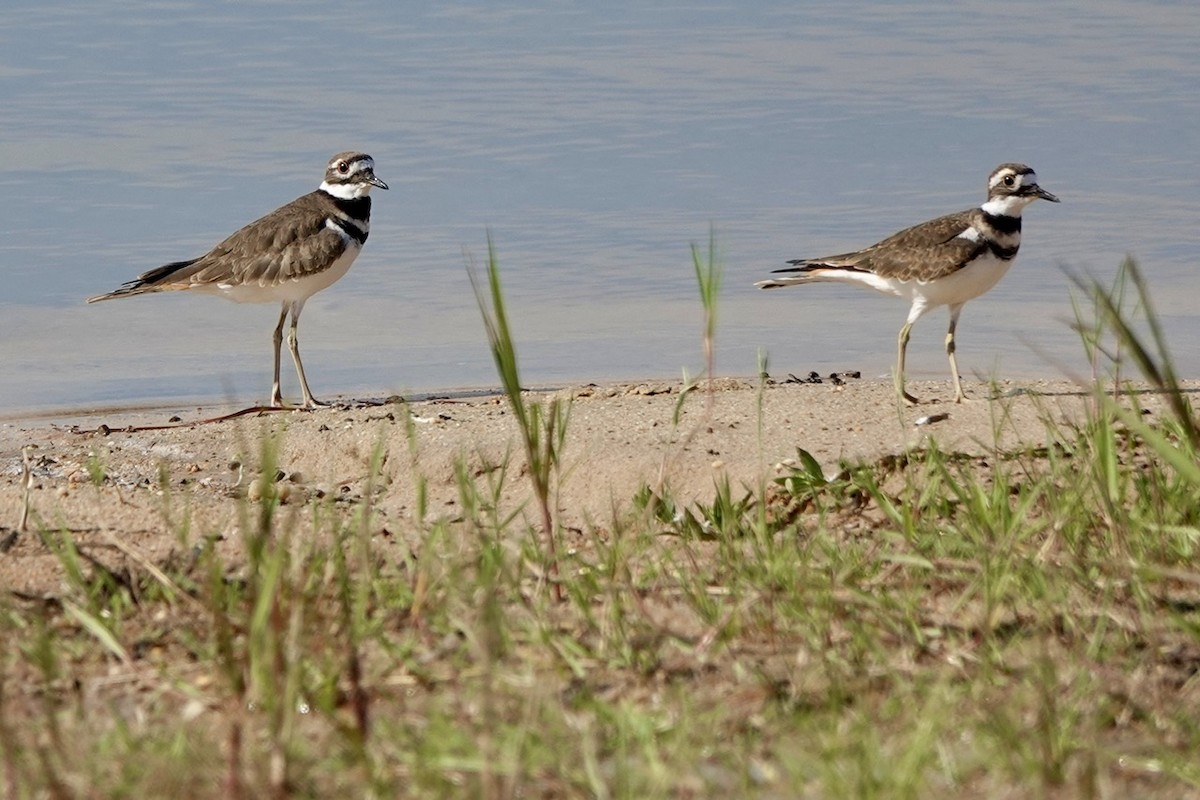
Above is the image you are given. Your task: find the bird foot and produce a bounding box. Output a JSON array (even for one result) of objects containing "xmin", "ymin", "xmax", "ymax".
[{"xmin": 268, "ymin": 395, "xmax": 327, "ymax": 410}]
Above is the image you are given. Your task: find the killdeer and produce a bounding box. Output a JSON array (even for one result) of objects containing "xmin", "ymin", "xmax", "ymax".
[
  {"xmin": 756, "ymin": 163, "xmax": 1059, "ymax": 404},
  {"xmin": 88, "ymin": 151, "xmax": 388, "ymax": 408}
]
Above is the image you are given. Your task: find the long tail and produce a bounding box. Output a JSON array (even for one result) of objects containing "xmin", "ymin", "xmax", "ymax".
[
  {"xmin": 86, "ymin": 258, "xmax": 201, "ymax": 303},
  {"xmin": 755, "ymin": 275, "xmax": 812, "ymax": 289},
  {"xmin": 754, "ymin": 259, "xmax": 837, "ymax": 290}
]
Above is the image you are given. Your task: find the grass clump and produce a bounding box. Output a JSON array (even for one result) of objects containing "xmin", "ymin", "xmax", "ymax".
[{"xmin": 468, "ymin": 234, "xmax": 571, "ymax": 602}]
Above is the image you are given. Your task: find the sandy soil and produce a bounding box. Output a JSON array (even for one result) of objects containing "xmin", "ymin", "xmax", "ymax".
[{"xmin": 0, "ymin": 375, "xmax": 1179, "ymax": 596}]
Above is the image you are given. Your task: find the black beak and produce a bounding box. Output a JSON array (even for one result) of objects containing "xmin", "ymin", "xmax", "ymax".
[{"xmin": 368, "ymin": 173, "xmax": 389, "ymax": 190}]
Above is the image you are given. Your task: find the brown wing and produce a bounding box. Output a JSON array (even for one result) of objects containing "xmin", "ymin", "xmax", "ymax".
[
  {"xmin": 86, "ymin": 192, "xmax": 352, "ymax": 303},
  {"xmin": 785, "ymin": 209, "xmax": 985, "ymax": 283},
  {"xmin": 176, "ymin": 192, "xmax": 349, "ymax": 289}
]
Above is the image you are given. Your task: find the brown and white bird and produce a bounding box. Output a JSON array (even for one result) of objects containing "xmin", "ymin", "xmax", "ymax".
[
  {"xmin": 88, "ymin": 151, "xmax": 387, "ymax": 408},
  {"xmin": 756, "ymin": 163, "xmax": 1059, "ymax": 404}
]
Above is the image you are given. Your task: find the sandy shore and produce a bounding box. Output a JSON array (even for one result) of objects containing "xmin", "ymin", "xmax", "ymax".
[{"xmin": 0, "ymin": 375, "xmax": 1182, "ymax": 595}]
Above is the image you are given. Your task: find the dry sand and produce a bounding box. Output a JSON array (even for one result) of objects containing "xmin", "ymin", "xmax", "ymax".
[{"xmin": 0, "ymin": 375, "xmax": 1180, "ymax": 595}]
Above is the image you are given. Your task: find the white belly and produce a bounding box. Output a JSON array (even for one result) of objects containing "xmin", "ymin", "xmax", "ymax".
[
  {"xmin": 202, "ymin": 245, "xmax": 362, "ymax": 305},
  {"xmin": 914, "ymin": 251, "xmax": 1015, "ymax": 308},
  {"xmin": 817, "ymin": 250, "xmax": 1017, "ymax": 311}
]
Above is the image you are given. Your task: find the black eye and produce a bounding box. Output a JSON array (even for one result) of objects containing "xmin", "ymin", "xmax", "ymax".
[
  {"xmin": 1003, "ymin": 174, "xmax": 1016, "ymax": 187},
  {"xmin": 336, "ymin": 161, "xmax": 349, "ymax": 174}
]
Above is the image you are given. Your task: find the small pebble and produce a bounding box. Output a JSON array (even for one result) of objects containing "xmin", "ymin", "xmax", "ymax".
[
  {"xmin": 247, "ymin": 478, "xmax": 291, "ymax": 504},
  {"xmin": 181, "ymin": 699, "xmax": 206, "ymax": 722},
  {"xmin": 247, "ymin": 478, "xmax": 265, "ymax": 501}
]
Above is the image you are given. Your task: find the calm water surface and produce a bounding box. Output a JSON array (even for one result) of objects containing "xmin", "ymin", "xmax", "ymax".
[{"xmin": 2, "ymin": 2, "xmax": 1198, "ymax": 412}]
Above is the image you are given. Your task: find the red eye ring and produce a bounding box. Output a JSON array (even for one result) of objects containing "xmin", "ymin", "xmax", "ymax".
[{"xmin": 336, "ymin": 161, "xmax": 349, "ymax": 174}]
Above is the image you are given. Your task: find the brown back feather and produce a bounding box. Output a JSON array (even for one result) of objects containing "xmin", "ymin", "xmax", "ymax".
[
  {"xmin": 793, "ymin": 208, "xmax": 987, "ymax": 282},
  {"xmin": 156, "ymin": 192, "xmax": 349, "ymax": 289}
]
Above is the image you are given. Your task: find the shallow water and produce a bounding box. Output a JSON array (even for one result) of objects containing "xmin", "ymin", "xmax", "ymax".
[{"xmin": 2, "ymin": 1, "xmax": 1198, "ymax": 412}]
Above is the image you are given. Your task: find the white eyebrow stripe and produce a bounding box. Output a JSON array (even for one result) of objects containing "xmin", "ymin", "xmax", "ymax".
[{"xmin": 990, "ymin": 169, "xmax": 1038, "ymax": 189}]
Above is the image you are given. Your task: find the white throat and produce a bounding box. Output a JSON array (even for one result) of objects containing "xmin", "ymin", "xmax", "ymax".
[
  {"xmin": 981, "ymin": 194, "xmax": 1036, "ymax": 217},
  {"xmin": 320, "ymin": 180, "xmax": 375, "ymax": 200}
]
